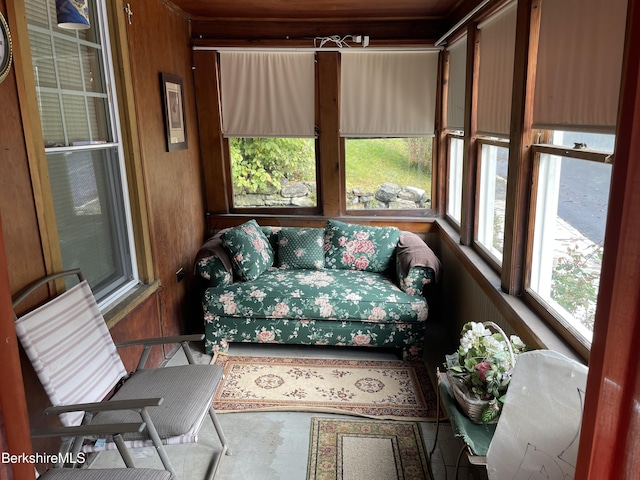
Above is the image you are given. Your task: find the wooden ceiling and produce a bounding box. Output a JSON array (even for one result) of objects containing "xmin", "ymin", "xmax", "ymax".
[
  {"xmin": 169, "ymin": 0, "xmax": 462, "ymax": 20},
  {"xmin": 166, "ymin": 0, "xmax": 479, "ymax": 45}
]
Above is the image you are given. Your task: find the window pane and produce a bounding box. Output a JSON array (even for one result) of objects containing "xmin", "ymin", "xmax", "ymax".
[
  {"xmin": 550, "ymin": 131, "xmax": 615, "ymax": 153},
  {"xmin": 27, "ymin": 0, "xmax": 138, "ymax": 304},
  {"xmin": 345, "ymin": 138, "xmax": 432, "ymax": 210},
  {"xmin": 529, "ymin": 153, "xmax": 611, "ymax": 343},
  {"xmin": 229, "ymin": 138, "xmax": 317, "ymax": 208},
  {"xmin": 48, "ymin": 149, "xmax": 133, "ymax": 302},
  {"xmin": 447, "ymin": 137, "xmax": 464, "ymax": 222},
  {"xmin": 476, "ymin": 144, "xmax": 509, "ymax": 261}
]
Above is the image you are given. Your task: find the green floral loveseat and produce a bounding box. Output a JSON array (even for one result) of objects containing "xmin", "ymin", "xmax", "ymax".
[{"xmin": 195, "ymin": 219, "xmax": 440, "ymax": 360}]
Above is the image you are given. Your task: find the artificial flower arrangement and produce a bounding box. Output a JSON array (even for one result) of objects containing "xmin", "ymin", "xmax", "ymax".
[{"xmin": 446, "ymin": 321, "xmax": 528, "ymax": 424}]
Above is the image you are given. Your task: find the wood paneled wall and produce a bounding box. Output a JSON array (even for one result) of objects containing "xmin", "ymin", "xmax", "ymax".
[
  {"xmin": 123, "ymin": 0, "xmax": 207, "ymax": 336},
  {"xmin": 0, "ymin": 0, "xmax": 206, "ymax": 468}
]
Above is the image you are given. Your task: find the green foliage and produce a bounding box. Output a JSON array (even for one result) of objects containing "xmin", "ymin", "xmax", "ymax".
[
  {"xmin": 447, "ymin": 321, "xmax": 528, "ymax": 423},
  {"xmin": 551, "ymin": 243, "xmax": 603, "ymax": 331},
  {"xmin": 345, "ymin": 138, "xmax": 433, "ymax": 193},
  {"xmin": 230, "ymin": 138, "xmax": 315, "ymax": 193}
]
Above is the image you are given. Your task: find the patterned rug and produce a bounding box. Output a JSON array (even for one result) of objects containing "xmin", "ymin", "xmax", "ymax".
[
  {"xmin": 307, "ymin": 417, "xmax": 431, "ymax": 480},
  {"xmin": 212, "ymin": 353, "xmax": 438, "ymax": 420}
]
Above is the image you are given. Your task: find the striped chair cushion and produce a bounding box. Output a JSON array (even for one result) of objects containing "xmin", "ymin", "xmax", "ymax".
[
  {"xmin": 40, "ymin": 468, "xmax": 172, "ymax": 480},
  {"xmin": 15, "ymin": 281, "xmax": 127, "ymax": 426}
]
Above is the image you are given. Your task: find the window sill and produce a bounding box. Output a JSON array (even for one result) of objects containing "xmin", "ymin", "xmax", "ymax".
[
  {"xmin": 103, "ymin": 280, "xmax": 160, "ymax": 329},
  {"xmin": 436, "ymin": 218, "xmax": 585, "ymax": 364}
]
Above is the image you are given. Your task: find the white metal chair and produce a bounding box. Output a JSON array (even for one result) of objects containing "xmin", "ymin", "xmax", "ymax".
[{"xmin": 14, "ymin": 270, "xmax": 231, "ymax": 480}]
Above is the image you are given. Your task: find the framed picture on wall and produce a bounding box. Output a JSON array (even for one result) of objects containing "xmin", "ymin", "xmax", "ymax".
[{"xmin": 160, "ymin": 72, "xmax": 187, "ymax": 151}]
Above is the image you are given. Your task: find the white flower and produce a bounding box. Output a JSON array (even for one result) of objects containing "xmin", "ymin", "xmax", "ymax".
[
  {"xmin": 483, "ymin": 335, "xmax": 504, "ymax": 352},
  {"xmin": 470, "ymin": 321, "xmax": 491, "ymax": 337},
  {"xmin": 510, "ymin": 335, "xmax": 525, "ymax": 349}
]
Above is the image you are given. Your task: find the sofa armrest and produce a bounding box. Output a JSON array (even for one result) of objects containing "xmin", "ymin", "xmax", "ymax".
[
  {"xmin": 396, "ymin": 262, "xmax": 435, "ymax": 296},
  {"xmin": 196, "ymin": 255, "xmax": 234, "ymax": 288},
  {"xmin": 395, "ymin": 231, "xmax": 441, "ymax": 296}
]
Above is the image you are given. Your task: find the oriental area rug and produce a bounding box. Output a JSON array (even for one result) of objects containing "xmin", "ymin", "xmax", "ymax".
[
  {"xmin": 307, "ymin": 417, "xmax": 431, "ymax": 480},
  {"xmin": 211, "ymin": 353, "xmax": 438, "ymax": 420}
]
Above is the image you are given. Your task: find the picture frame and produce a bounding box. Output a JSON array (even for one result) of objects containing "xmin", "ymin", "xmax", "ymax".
[{"xmin": 160, "ymin": 72, "xmax": 187, "ymax": 152}]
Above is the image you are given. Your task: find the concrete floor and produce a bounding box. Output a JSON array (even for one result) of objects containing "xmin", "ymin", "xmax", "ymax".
[{"xmin": 87, "ymin": 342, "xmax": 488, "ymax": 480}]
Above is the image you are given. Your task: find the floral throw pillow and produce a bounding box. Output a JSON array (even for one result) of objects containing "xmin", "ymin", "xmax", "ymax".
[
  {"xmin": 221, "ymin": 220, "xmax": 275, "ymax": 281},
  {"xmin": 278, "ymin": 228, "xmax": 325, "ymax": 270},
  {"xmin": 324, "ymin": 220, "xmax": 400, "ymax": 272}
]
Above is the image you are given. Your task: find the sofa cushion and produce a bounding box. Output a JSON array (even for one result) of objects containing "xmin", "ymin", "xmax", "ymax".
[
  {"xmin": 222, "ymin": 220, "xmax": 275, "ymax": 281},
  {"xmin": 323, "ymin": 220, "xmax": 401, "ymax": 273},
  {"xmin": 278, "ymin": 228, "xmax": 325, "ymax": 270},
  {"xmin": 203, "ymin": 269, "xmax": 428, "ymax": 324}
]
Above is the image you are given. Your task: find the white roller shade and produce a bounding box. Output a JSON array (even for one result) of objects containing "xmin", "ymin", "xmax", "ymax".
[
  {"xmin": 220, "ymin": 51, "xmax": 315, "ymax": 137},
  {"xmin": 446, "ymin": 37, "xmax": 467, "ymax": 131},
  {"xmin": 340, "ymin": 51, "xmax": 439, "ymax": 137},
  {"xmin": 533, "ymin": 0, "xmax": 628, "ymax": 133},
  {"xmin": 477, "ymin": 2, "xmax": 517, "ymax": 137}
]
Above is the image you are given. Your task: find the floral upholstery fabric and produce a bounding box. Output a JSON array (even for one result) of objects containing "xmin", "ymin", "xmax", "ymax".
[
  {"xmin": 324, "ymin": 220, "xmax": 400, "ymax": 273},
  {"xmin": 221, "ymin": 220, "xmax": 274, "ymax": 281},
  {"xmin": 203, "ymin": 269, "xmax": 429, "ymax": 360},
  {"xmin": 198, "ymin": 222, "xmax": 438, "ymax": 361},
  {"xmin": 396, "ymin": 256, "xmax": 435, "ymax": 296},
  {"xmin": 195, "ymin": 256, "xmax": 233, "ymax": 288},
  {"xmin": 277, "ymin": 228, "xmax": 325, "ymax": 270}
]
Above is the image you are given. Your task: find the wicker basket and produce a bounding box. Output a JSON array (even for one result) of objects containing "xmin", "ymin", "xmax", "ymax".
[{"xmin": 447, "ymin": 321, "xmax": 515, "ymax": 424}]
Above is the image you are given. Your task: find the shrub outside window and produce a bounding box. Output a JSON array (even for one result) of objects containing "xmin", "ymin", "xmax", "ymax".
[
  {"xmin": 344, "ymin": 138, "xmax": 433, "ymax": 211},
  {"xmin": 528, "ymin": 131, "xmax": 614, "ymax": 344},
  {"xmin": 229, "ymin": 138, "xmax": 317, "ymax": 208}
]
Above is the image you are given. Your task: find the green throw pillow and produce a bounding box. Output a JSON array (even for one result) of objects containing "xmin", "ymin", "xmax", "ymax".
[
  {"xmin": 221, "ymin": 220, "xmax": 275, "ymax": 281},
  {"xmin": 324, "ymin": 220, "xmax": 400, "ymax": 272},
  {"xmin": 278, "ymin": 228, "xmax": 325, "ymax": 270}
]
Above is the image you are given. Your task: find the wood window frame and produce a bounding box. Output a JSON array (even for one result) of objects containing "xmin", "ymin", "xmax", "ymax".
[{"xmin": 10, "ymin": 0, "xmax": 156, "ymax": 320}]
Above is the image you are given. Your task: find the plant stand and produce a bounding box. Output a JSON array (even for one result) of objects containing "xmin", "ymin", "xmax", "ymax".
[{"xmin": 430, "ymin": 369, "xmax": 497, "ymax": 480}]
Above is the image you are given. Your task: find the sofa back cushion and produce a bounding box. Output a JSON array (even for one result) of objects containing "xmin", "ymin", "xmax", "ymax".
[
  {"xmin": 323, "ymin": 220, "xmax": 400, "ymax": 273},
  {"xmin": 278, "ymin": 228, "xmax": 325, "ymax": 270},
  {"xmin": 222, "ymin": 219, "xmax": 275, "ymax": 281}
]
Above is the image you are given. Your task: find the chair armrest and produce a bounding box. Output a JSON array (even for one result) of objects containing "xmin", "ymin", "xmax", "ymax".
[
  {"xmin": 44, "ymin": 397, "xmax": 163, "ymax": 416},
  {"xmin": 31, "ymin": 422, "xmax": 146, "ymax": 438},
  {"xmin": 116, "ymin": 334, "xmax": 204, "ymax": 348}
]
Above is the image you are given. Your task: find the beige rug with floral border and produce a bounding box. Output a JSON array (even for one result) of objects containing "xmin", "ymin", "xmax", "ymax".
[
  {"xmin": 211, "ymin": 353, "xmax": 438, "ymax": 420},
  {"xmin": 307, "ymin": 417, "xmax": 431, "ymax": 480}
]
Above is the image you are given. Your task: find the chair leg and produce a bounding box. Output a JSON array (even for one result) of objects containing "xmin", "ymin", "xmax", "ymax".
[
  {"xmin": 113, "ymin": 434, "xmax": 136, "ymax": 468},
  {"xmin": 202, "ymin": 406, "xmax": 231, "ymax": 480},
  {"xmin": 140, "ymin": 408, "xmax": 177, "ymax": 478},
  {"xmin": 209, "ymin": 406, "xmax": 231, "ymax": 456}
]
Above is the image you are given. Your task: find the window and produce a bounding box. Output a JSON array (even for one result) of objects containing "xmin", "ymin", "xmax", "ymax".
[
  {"xmin": 476, "ymin": 143, "xmax": 509, "ymax": 262},
  {"xmin": 26, "ymin": 0, "xmax": 138, "ymax": 304},
  {"xmin": 446, "ymin": 136, "xmax": 464, "ymax": 223},
  {"xmin": 341, "ymin": 51, "xmax": 438, "ymax": 212},
  {"xmin": 219, "ymin": 51, "xmax": 317, "ymax": 210},
  {"xmin": 229, "ymin": 137, "xmax": 317, "ymax": 208},
  {"xmin": 344, "ymin": 138, "xmax": 432, "ymax": 210},
  {"xmin": 528, "ymin": 131, "xmax": 614, "ymax": 344}
]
